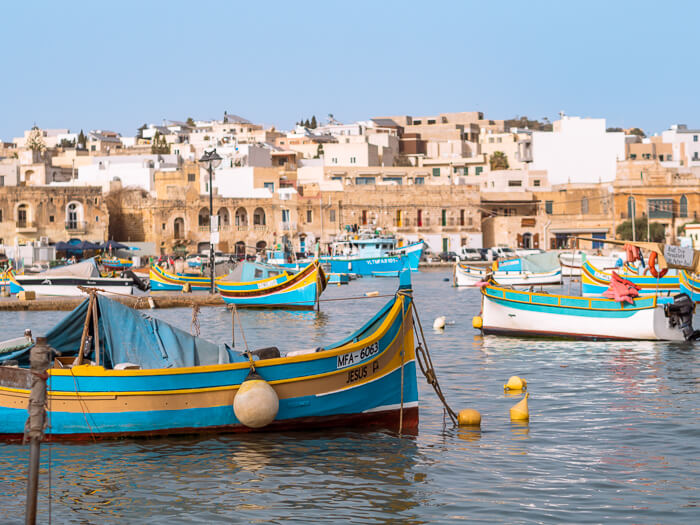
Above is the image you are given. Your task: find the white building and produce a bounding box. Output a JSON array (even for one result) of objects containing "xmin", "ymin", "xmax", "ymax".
[
  {"xmin": 530, "ymin": 115, "xmax": 625, "ymax": 184},
  {"xmin": 206, "ymin": 167, "xmax": 273, "ymax": 199},
  {"xmin": 661, "ymin": 124, "xmax": 700, "ymax": 168},
  {"xmin": 323, "ymin": 142, "xmax": 379, "ymax": 167},
  {"xmin": 75, "ymin": 154, "xmax": 179, "ymax": 193}
]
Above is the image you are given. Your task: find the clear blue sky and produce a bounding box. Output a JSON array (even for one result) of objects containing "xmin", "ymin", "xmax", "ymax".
[{"xmin": 2, "ymin": 0, "xmax": 698, "ymax": 140}]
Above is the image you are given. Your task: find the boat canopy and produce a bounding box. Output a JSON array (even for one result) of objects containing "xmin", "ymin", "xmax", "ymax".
[
  {"xmin": 32, "ymin": 258, "xmax": 102, "ymax": 278},
  {"xmin": 220, "ymin": 261, "xmax": 290, "ymax": 283},
  {"xmin": 499, "ymin": 252, "xmax": 560, "ymax": 273},
  {"xmin": 2, "ymin": 295, "xmax": 243, "ymax": 368}
]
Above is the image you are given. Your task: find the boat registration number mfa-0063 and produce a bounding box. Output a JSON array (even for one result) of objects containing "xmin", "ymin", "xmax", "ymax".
[{"xmin": 336, "ymin": 342, "xmax": 380, "ymax": 369}]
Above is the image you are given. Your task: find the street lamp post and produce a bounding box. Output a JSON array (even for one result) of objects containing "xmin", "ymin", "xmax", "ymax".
[{"xmin": 199, "ymin": 149, "xmax": 223, "ymax": 293}]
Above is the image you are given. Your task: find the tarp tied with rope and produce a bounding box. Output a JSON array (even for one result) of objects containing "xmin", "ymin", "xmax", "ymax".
[{"xmin": 3, "ymin": 295, "xmax": 247, "ymax": 368}]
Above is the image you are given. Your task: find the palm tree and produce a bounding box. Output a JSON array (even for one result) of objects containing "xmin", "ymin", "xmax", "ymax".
[{"xmin": 489, "ymin": 151, "xmax": 509, "ymax": 170}]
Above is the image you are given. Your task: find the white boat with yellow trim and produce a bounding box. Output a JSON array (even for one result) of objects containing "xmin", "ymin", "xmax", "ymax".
[
  {"xmin": 475, "ymin": 283, "xmax": 697, "ymax": 341},
  {"xmin": 454, "ymin": 262, "xmax": 562, "ymax": 287}
]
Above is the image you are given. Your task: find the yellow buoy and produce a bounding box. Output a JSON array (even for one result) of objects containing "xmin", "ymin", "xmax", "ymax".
[
  {"xmin": 491, "ymin": 261, "xmax": 498, "ymax": 272},
  {"xmin": 503, "ymin": 375, "xmax": 527, "ymax": 391},
  {"xmin": 472, "ymin": 315, "xmax": 483, "ymax": 329},
  {"xmin": 510, "ymin": 393, "xmax": 529, "ymax": 421},
  {"xmin": 233, "ymin": 372, "xmax": 279, "ymax": 428},
  {"xmin": 458, "ymin": 408, "xmax": 482, "ymax": 427}
]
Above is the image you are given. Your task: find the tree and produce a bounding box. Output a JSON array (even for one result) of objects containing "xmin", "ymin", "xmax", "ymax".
[
  {"xmin": 186, "ymin": 117, "xmax": 195, "ymax": 127},
  {"xmin": 59, "ymin": 138, "xmax": 76, "ymax": 148},
  {"xmin": 77, "ymin": 130, "xmax": 87, "ymax": 150},
  {"xmin": 136, "ymin": 123, "xmax": 147, "ymax": 139},
  {"xmin": 504, "ymin": 116, "xmax": 552, "ymax": 131},
  {"xmin": 303, "ymin": 119, "xmax": 310, "ymax": 128},
  {"xmin": 489, "ymin": 151, "xmax": 509, "ymax": 170},
  {"xmin": 151, "ymin": 131, "xmax": 170, "ymax": 154},
  {"xmin": 629, "ymin": 127, "xmax": 646, "ymax": 138},
  {"xmin": 25, "ymin": 126, "xmax": 46, "ymax": 153},
  {"xmin": 616, "ymin": 217, "xmax": 665, "ymax": 242},
  {"xmin": 310, "ymin": 115, "xmax": 317, "ymax": 129},
  {"xmin": 314, "ymin": 144, "xmax": 324, "ymax": 159}
]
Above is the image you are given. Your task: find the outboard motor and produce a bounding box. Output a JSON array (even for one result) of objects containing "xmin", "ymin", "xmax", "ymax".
[
  {"xmin": 123, "ymin": 270, "xmax": 150, "ymax": 291},
  {"xmin": 664, "ymin": 293, "xmax": 700, "ymax": 341}
]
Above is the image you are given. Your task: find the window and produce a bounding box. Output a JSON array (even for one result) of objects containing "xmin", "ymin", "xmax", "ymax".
[
  {"xmin": 475, "ymin": 167, "xmax": 483, "ymax": 175},
  {"xmin": 382, "ymin": 177, "xmax": 402, "ymax": 185},
  {"xmin": 331, "ymin": 157, "xmax": 338, "ymax": 164},
  {"xmin": 545, "ymin": 201, "xmax": 553, "ymax": 214},
  {"xmin": 432, "ymin": 168, "xmax": 440, "ymax": 177},
  {"xmin": 306, "ymin": 210, "xmax": 313, "ymax": 223},
  {"xmin": 460, "ymin": 209, "xmax": 465, "ymax": 226},
  {"xmin": 415, "ymin": 177, "xmax": 425, "ymax": 185},
  {"xmin": 533, "ymin": 179, "xmax": 541, "ymax": 187},
  {"xmin": 496, "ymin": 137, "xmax": 502, "ymax": 143},
  {"xmin": 90, "ymin": 145, "xmax": 96, "ymax": 151},
  {"xmin": 627, "ymin": 196, "xmax": 636, "ymax": 218},
  {"xmin": 17, "ymin": 204, "xmax": 28, "ymax": 227},
  {"xmin": 162, "ymin": 223, "xmax": 166, "ymax": 230},
  {"xmin": 350, "ymin": 157, "xmax": 356, "ymax": 164},
  {"xmin": 630, "ymin": 154, "xmax": 637, "ymax": 160},
  {"xmin": 0, "ymin": 176, "xmax": 4, "ymax": 186},
  {"xmin": 188, "ymin": 173, "xmax": 196, "ymax": 182},
  {"xmin": 648, "ymin": 198, "xmax": 673, "ymax": 218},
  {"xmin": 264, "ymin": 182, "xmax": 274, "ymax": 192},
  {"xmin": 413, "ymin": 120, "xmax": 422, "ymax": 125},
  {"xmin": 489, "ymin": 137, "xmax": 494, "ymax": 144},
  {"xmin": 49, "ymin": 215, "xmax": 54, "ymax": 222},
  {"xmin": 441, "ymin": 209, "xmax": 447, "ymax": 227},
  {"xmin": 592, "ymin": 233, "xmax": 606, "ymax": 250},
  {"xmin": 680, "ymin": 195, "xmax": 688, "ymax": 217},
  {"xmin": 695, "ymin": 135, "xmax": 698, "ymax": 142},
  {"xmin": 355, "ymin": 177, "xmax": 375, "ymax": 185},
  {"xmin": 281, "ymin": 209, "xmax": 290, "ymax": 222},
  {"xmin": 508, "ymin": 180, "xmax": 522, "ymax": 187},
  {"xmin": 427, "ymin": 119, "xmax": 436, "ymax": 125},
  {"xmin": 331, "ymin": 176, "xmax": 342, "ymax": 182},
  {"xmin": 581, "ymin": 196, "xmax": 589, "ymax": 214},
  {"xmin": 0, "ymin": 209, "xmax": 3, "ymax": 221},
  {"xmin": 330, "ymin": 209, "xmax": 336, "ymax": 222},
  {"xmin": 95, "ymin": 216, "xmax": 99, "ymax": 222},
  {"xmin": 464, "ymin": 167, "xmax": 469, "ymax": 175}
]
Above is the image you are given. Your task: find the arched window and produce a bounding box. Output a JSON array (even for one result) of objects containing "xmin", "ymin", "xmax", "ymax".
[
  {"xmin": 198, "ymin": 207, "xmax": 209, "ymax": 227},
  {"xmin": 235, "ymin": 207, "xmax": 248, "ymax": 227},
  {"xmin": 253, "ymin": 207, "xmax": 266, "ymax": 226},
  {"xmin": 627, "ymin": 196, "xmax": 636, "ymax": 219},
  {"xmin": 581, "ymin": 196, "xmax": 588, "ymax": 215},
  {"xmin": 66, "ymin": 201, "xmax": 83, "ymax": 230},
  {"xmin": 217, "ymin": 207, "xmax": 230, "ymax": 227},
  {"xmin": 17, "ymin": 204, "xmax": 28, "ymax": 228},
  {"xmin": 680, "ymin": 195, "xmax": 688, "ymax": 218},
  {"xmin": 173, "ymin": 217, "xmax": 185, "ymax": 239}
]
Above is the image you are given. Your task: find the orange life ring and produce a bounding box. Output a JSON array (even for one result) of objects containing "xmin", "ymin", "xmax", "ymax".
[{"xmin": 648, "ymin": 252, "xmax": 668, "ymax": 279}]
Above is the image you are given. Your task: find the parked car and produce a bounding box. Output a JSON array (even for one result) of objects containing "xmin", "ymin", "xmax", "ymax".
[
  {"xmin": 438, "ymin": 251, "xmax": 460, "ymax": 262},
  {"xmin": 491, "ymin": 247, "xmax": 517, "ymax": 259},
  {"xmin": 459, "ymin": 247, "xmax": 482, "ymax": 262}
]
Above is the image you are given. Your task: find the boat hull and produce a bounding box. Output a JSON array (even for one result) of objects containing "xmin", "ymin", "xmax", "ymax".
[
  {"xmin": 12, "ymin": 276, "xmax": 134, "ymax": 296},
  {"xmin": 559, "ymin": 253, "xmax": 622, "ymax": 276},
  {"xmin": 0, "ymin": 293, "xmax": 417, "ymax": 439},
  {"xmin": 480, "ymin": 286, "xmax": 687, "ymax": 341},
  {"xmin": 454, "ymin": 264, "xmax": 562, "ymax": 287}
]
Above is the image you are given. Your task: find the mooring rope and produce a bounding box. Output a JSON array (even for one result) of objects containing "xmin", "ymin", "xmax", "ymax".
[
  {"xmin": 411, "ymin": 300, "xmax": 458, "ymax": 426},
  {"xmin": 190, "ymin": 304, "xmax": 201, "ymax": 336}
]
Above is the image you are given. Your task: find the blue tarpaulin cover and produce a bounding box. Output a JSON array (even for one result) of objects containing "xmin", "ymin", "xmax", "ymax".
[{"xmin": 2, "ymin": 295, "xmax": 244, "ymax": 368}]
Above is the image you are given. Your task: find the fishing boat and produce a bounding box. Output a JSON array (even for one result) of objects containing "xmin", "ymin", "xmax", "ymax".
[
  {"xmin": 581, "ymin": 259, "xmax": 679, "ymax": 297},
  {"xmin": 454, "ymin": 251, "xmax": 562, "ymax": 287},
  {"xmin": 558, "ymin": 251, "xmax": 624, "ymax": 276},
  {"xmin": 321, "ymin": 233, "xmax": 424, "ymax": 276},
  {"xmin": 454, "ymin": 263, "xmax": 562, "ymax": 287},
  {"xmin": 475, "ymin": 283, "xmax": 697, "ymax": 341},
  {"xmin": 679, "ymin": 270, "xmax": 700, "ymax": 302},
  {"xmin": 100, "ymin": 257, "xmax": 133, "ymax": 270},
  {"xmin": 217, "ymin": 260, "xmax": 327, "ymax": 309},
  {"xmin": 0, "ymin": 266, "xmax": 418, "ymax": 439},
  {"xmin": 4, "ymin": 259, "xmax": 135, "ymax": 296}
]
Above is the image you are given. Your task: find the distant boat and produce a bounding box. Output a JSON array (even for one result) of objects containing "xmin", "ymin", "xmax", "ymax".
[
  {"xmin": 322, "ymin": 237, "xmax": 424, "ymax": 276},
  {"xmin": 477, "ymin": 283, "xmax": 697, "ymax": 341},
  {"xmin": 581, "ymin": 259, "xmax": 679, "ymax": 297},
  {"xmin": 558, "ymin": 251, "xmax": 624, "ymax": 276},
  {"xmin": 217, "ymin": 260, "xmax": 327, "ymax": 309},
  {"xmin": 0, "ymin": 266, "xmax": 418, "ymax": 439},
  {"xmin": 5, "ymin": 259, "xmax": 134, "ymax": 297},
  {"xmin": 100, "ymin": 257, "xmax": 133, "ymax": 270},
  {"xmin": 454, "ymin": 252, "xmax": 562, "ymax": 287}
]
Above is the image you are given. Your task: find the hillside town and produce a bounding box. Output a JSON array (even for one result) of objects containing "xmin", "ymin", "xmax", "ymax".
[{"xmin": 1, "ymin": 110, "xmax": 699, "ymax": 263}]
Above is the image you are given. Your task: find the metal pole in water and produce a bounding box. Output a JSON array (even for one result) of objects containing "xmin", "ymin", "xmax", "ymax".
[{"xmin": 24, "ymin": 337, "xmax": 51, "ymax": 525}]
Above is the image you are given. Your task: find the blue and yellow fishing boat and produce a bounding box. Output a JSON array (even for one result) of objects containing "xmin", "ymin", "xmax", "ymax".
[
  {"xmin": 150, "ymin": 264, "xmax": 222, "ymax": 291},
  {"xmin": 476, "ymin": 283, "xmax": 697, "ymax": 341},
  {"xmin": 0, "ymin": 267, "xmax": 417, "ymax": 440},
  {"xmin": 217, "ymin": 260, "xmax": 327, "ymax": 309},
  {"xmin": 581, "ymin": 259, "xmax": 679, "ymax": 297},
  {"xmin": 100, "ymin": 256, "xmax": 133, "ymax": 270}
]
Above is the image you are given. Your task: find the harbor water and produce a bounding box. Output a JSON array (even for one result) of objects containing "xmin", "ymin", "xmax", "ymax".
[{"xmin": 0, "ymin": 269, "xmax": 698, "ymax": 523}]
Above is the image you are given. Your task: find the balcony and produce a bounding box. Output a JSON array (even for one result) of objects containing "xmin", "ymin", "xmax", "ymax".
[
  {"xmin": 65, "ymin": 221, "xmax": 88, "ymax": 234},
  {"xmin": 236, "ymin": 225, "xmax": 248, "ymax": 232},
  {"xmin": 253, "ymin": 224, "xmax": 267, "ymax": 232},
  {"xmin": 16, "ymin": 221, "xmax": 38, "ymax": 233},
  {"xmin": 278, "ymin": 221, "xmax": 297, "ymax": 231}
]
